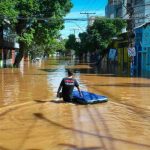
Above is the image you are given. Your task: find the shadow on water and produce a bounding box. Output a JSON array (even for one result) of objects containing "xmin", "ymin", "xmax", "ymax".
[
  {"xmin": 34, "ymin": 99, "xmax": 108, "ymax": 105},
  {"xmin": 34, "ymin": 99, "xmax": 66, "ymax": 104},
  {"xmin": 34, "ymin": 99, "xmax": 81, "ymax": 105},
  {"xmin": 59, "ymin": 143, "xmax": 101, "ymax": 150},
  {"xmin": 0, "ymin": 146, "xmax": 10, "ymax": 150},
  {"xmin": 40, "ymin": 68, "xmax": 65, "ymax": 73},
  {"xmin": 0, "ymin": 108, "xmax": 17, "ymax": 117},
  {"xmin": 26, "ymin": 149, "xmax": 41, "ymax": 150},
  {"xmin": 34, "ymin": 113, "xmax": 150, "ymax": 150},
  {"xmin": 13, "ymin": 104, "xmax": 46, "ymax": 150}
]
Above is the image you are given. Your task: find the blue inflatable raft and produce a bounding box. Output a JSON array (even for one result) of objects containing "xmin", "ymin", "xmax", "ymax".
[{"xmin": 73, "ymin": 91, "xmax": 108, "ymax": 104}]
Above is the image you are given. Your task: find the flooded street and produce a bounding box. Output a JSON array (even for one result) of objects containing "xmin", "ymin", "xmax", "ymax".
[{"xmin": 0, "ymin": 59, "xmax": 150, "ymax": 150}]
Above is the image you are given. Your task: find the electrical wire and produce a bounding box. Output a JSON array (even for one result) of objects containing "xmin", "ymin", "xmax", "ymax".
[
  {"xmin": 67, "ymin": 21, "xmax": 86, "ymax": 32},
  {"xmin": 1, "ymin": 7, "xmax": 150, "ymax": 22},
  {"xmin": 2, "ymin": 15, "xmax": 150, "ymax": 22}
]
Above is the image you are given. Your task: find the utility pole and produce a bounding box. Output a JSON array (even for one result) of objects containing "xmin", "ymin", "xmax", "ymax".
[
  {"xmin": 115, "ymin": 0, "xmax": 134, "ymax": 45},
  {"xmin": 126, "ymin": 2, "xmax": 136, "ymax": 76},
  {"xmin": 70, "ymin": 28, "xmax": 79, "ymax": 36},
  {"xmin": 80, "ymin": 12, "xmax": 96, "ymax": 27},
  {"xmin": 126, "ymin": 2, "xmax": 134, "ymax": 46}
]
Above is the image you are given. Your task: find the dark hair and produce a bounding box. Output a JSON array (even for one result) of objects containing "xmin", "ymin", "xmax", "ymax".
[{"xmin": 67, "ymin": 69, "xmax": 73, "ymax": 76}]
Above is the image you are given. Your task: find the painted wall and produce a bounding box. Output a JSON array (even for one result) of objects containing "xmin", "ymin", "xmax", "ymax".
[
  {"xmin": 142, "ymin": 24, "xmax": 150, "ymax": 76},
  {"xmin": 110, "ymin": 39, "xmax": 130, "ymax": 76},
  {"xmin": 135, "ymin": 23, "xmax": 150, "ymax": 77},
  {"xmin": 135, "ymin": 27, "xmax": 142, "ymax": 76}
]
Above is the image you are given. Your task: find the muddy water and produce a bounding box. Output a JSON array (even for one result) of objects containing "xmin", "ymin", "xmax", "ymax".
[{"xmin": 0, "ymin": 59, "xmax": 150, "ymax": 150}]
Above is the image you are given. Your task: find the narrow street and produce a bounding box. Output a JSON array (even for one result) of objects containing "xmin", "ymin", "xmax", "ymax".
[{"xmin": 0, "ymin": 59, "xmax": 150, "ymax": 150}]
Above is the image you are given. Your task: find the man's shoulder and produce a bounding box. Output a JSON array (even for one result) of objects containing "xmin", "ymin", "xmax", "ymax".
[
  {"xmin": 63, "ymin": 77, "xmax": 77, "ymax": 82},
  {"xmin": 63, "ymin": 77, "xmax": 74, "ymax": 80},
  {"xmin": 63, "ymin": 77, "xmax": 69, "ymax": 80}
]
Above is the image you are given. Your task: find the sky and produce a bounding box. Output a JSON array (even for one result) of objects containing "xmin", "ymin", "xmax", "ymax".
[{"xmin": 61, "ymin": 0, "xmax": 107, "ymax": 39}]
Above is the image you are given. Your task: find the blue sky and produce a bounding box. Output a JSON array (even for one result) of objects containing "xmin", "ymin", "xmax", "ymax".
[{"xmin": 61, "ymin": 0, "xmax": 107, "ymax": 38}]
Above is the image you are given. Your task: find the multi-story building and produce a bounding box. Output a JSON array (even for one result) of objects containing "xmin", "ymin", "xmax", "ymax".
[
  {"xmin": 133, "ymin": 0, "xmax": 150, "ymax": 27},
  {"xmin": 105, "ymin": 0, "xmax": 150, "ymax": 27},
  {"xmin": 105, "ymin": 0, "xmax": 150, "ymax": 77},
  {"xmin": 105, "ymin": 0, "xmax": 128, "ymax": 19}
]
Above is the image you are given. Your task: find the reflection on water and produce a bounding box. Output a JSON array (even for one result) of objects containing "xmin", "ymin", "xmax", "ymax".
[
  {"xmin": 0, "ymin": 58, "xmax": 150, "ymax": 150},
  {"xmin": 0, "ymin": 61, "xmax": 54, "ymax": 107}
]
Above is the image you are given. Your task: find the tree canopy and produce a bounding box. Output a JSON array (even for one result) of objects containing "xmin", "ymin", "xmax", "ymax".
[
  {"xmin": 86, "ymin": 17, "xmax": 126, "ymax": 53},
  {"xmin": 0, "ymin": 0, "xmax": 18, "ymax": 24},
  {"xmin": 0, "ymin": 0, "xmax": 73, "ymax": 66},
  {"xmin": 65, "ymin": 34, "xmax": 77, "ymax": 50}
]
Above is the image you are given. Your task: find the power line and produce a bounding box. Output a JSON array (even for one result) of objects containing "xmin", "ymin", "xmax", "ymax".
[
  {"xmin": 70, "ymin": 28, "xmax": 79, "ymax": 35},
  {"xmin": 2, "ymin": 15, "xmax": 150, "ymax": 22},
  {"xmin": 67, "ymin": 21, "xmax": 85, "ymax": 32},
  {"xmin": 80, "ymin": 12, "xmax": 96, "ymax": 26}
]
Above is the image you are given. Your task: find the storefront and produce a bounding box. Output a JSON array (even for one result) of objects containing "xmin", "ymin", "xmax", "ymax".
[{"xmin": 108, "ymin": 33, "xmax": 130, "ymax": 76}]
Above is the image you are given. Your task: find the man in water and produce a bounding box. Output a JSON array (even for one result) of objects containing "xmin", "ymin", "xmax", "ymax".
[{"xmin": 57, "ymin": 69, "xmax": 82, "ymax": 102}]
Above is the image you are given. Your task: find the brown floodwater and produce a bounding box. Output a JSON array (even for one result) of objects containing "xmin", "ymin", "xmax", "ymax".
[{"xmin": 0, "ymin": 58, "xmax": 150, "ymax": 150}]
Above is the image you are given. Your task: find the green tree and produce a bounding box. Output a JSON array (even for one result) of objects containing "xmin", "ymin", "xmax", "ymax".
[
  {"xmin": 47, "ymin": 39, "xmax": 66, "ymax": 55},
  {"xmin": 76, "ymin": 32, "xmax": 90, "ymax": 56},
  {"xmin": 76, "ymin": 18, "xmax": 126, "ymax": 58},
  {"xmin": 65, "ymin": 34, "xmax": 78, "ymax": 51},
  {"xmin": 0, "ymin": 0, "xmax": 18, "ymax": 24},
  {"xmin": 87, "ymin": 17, "xmax": 126, "ymax": 54},
  {"xmin": 0, "ymin": 0, "xmax": 73, "ymax": 67},
  {"xmin": 15, "ymin": 0, "xmax": 73, "ymax": 67}
]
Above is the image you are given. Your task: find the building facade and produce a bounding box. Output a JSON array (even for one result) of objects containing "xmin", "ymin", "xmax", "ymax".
[
  {"xmin": 106, "ymin": 0, "xmax": 150, "ymax": 27},
  {"xmin": 105, "ymin": 0, "xmax": 150, "ymax": 77},
  {"xmin": 105, "ymin": 0, "xmax": 128, "ymax": 19},
  {"xmin": 134, "ymin": 22, "xmax": 150, "ymax": 77},
  {"xmin": 0, "ymin": 21, "xmax": 19, "ymax": 67},
  {"xmin": 133, "ymin": 0, "xmax": 150, "ymax": 27}
]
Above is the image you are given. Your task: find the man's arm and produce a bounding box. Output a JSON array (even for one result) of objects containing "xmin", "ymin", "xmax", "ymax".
[
  {"xmin": 57, "ymin": 79, "xmax": 64, "ymax": 97},
  {"xmin": 57, "ymin": 85, "xmax": 62, "ymax": 97},
  {"xmin": 74, "ymin": 79, "xmax": 82, "ymax": 97},
  {"xmin": 77, "ymin": 86, "xmax": 82, "ymax": 97},
  {"xmin": 57, "ymin": 85, "xmax": 62, "ymax": 93}
]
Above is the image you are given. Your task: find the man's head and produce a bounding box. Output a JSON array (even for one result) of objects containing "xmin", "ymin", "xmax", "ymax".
[{"xmin": 67, "ymin": 69, "xmax": 73, "ymax": 76}]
